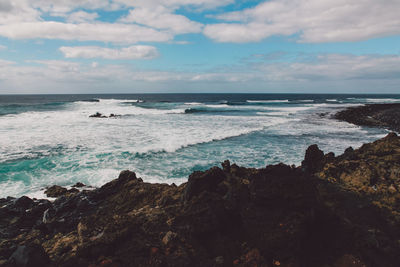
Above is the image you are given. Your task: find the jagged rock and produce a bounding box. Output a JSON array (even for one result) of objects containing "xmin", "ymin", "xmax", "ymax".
[
  {"xmin": 183, "ymin": 167, "xmax": 226, "ymax": 201},
  {"xmin": 301, "ymin": 144, "xmax": 325, "ymax": 173},
  {"xmin": 221, "ymin": 160, "xmax": 230, "ymax": 172},
  {"xmin": 89, "ymin": 112, "xmax": 107, "ymax": 118},
  {"xmin": 45, "ymin": 186, "xmax": 68, "ymax": 198},
  {"xmin": 0, "ymin": 134, "xmax": 400, "ymax": 266},
  {"xmin": 13, "ymin": 196, "xmax": 34, "ymax": 210},
  {"xmin": 8, "ymin": 244, "xmax": 50, "ymax": 267},
  {"xmin": 335, "ymin": 103, "xmax": 400, "ymax": 132},
  {"xmin": 162, "ymin": 231, "xmax": 177, "ymax": 245},
  {"xmin": 72, "ymin": 182, "xmax": 85, "ymax": 188},
  {"xmin": 89, "ymin": 113, "xmax": 121, "ymax": 119}
]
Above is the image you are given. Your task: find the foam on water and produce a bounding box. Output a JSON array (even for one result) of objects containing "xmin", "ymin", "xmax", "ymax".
[
  {"xmin": 0, "ymin": 95, "xmax": 396, "ymax": 197},
  {"xmin": 246, "ymin": 100, "xmax": 289, "ymax": 103}
]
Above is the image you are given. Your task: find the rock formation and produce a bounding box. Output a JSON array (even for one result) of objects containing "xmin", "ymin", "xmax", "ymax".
[
  {"xmin": 1, "ymin": 133, "xmax": 400, "ymax": 266},
  {"xmin": 335, "ymin": 103, "xmax": 400, "ymax": 132}
]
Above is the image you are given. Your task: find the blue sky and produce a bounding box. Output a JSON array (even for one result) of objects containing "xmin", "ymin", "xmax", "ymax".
[{"xmin": 0, "ymin": 0, "xmax": 399, "ymax": 94}]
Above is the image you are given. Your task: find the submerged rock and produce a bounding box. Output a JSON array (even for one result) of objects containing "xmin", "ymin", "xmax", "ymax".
[
  {"xmin": 89, "ymin": 112, "xmax": 121, "ymax": 118},
  {"xmin": 89, "ymin": 112, "xmax": 107, "ymax": 118}
]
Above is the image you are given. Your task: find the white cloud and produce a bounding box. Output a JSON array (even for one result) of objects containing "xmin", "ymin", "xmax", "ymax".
[
  {"xmin": 1, "ymin": 53, "xmax": 400, "ymax": 93},
  {"xmin": 66, "ymin": 11, "xmax": 99, "ymax": 23},
  {"xmin": 0, "ymin": 45, "xmax": 7, "ymax": 50},
  {"xmin": 32, "ymin": 0, "xmax": 116, "ymax": 17},
  {"xmin": 204, "ymin": 0, "xmax": 400, "ymax": 43},
  {"xmin": 60, "ymin": 45, "xmax": 159, "ymax": 59},
  {"xmin": 0, "ymin": 22, "xmax": 172, "ymax": 43},
  {"xmin": 0, "ymin": 0, "xmax": 40, "ymax": 24},
  {"xmin": 121, "ymin": 6, "xmax": 203, "ymax": 34},
  {"xmin": 115, "ymin": 0, "xmax": 233, "ymax": 10}
]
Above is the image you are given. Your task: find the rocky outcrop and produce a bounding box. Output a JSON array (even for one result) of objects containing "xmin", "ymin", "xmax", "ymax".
[
  {"xmin": 44, "ymin": 186, "xmax": 79, "ymax": 198},
  {"xmin": 335, "ymin": 103, "xmax": 400, "ymax": 132},
  {"xmin": 1, "ymin": 133, "xmax": 400, "ymax": 266},
  {"xmin": 89, "ymin": 113, "xmax": 121, "ymax": 118}
]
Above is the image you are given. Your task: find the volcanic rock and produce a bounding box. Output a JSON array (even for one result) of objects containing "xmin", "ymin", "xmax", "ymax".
[{"xmin": 1, "ymin": 133, "xmax": 400, "ymax": 266}]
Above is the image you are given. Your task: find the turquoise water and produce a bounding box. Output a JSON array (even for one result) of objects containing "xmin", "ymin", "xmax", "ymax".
[{"xmin": 0, "ymin": 94, "xmax": 398, "ymax": 198}]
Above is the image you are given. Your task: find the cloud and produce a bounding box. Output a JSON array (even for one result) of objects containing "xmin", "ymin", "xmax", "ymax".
[
  {"xmin": 32, "ymin": 0, "xmax": 116, "ymax": 17},
  {"xmin": 204, "ymin": 0, "xmax": 400, "ymax": 43},
  {"xmin": 1, "ymin": 53, "xmax": 400, "ymax": 93},
  {"xmin": 0, "ymin": 0, "xmax": 215, "ymax": 44},
  {"xmin": 0, "ymin": 22, "xmax": 172, "ymax": 43},
  {"xmin": 0, "ymin": 0, "xmax": 40, "ymax": 24},
  {"xmin": 60, "ymin": 45, "xmax": 159, "ymax": 59},
  {"xmin": 115, "ymin": 0, "xmax": 233, "ymax": 10},
  {"xmin": 0, "ymin": 45, "xmax": 7, "ymax": 50},
  {"xmin": 121, "ymin": 6, "xmax": 203, "ymax": 34},
  {"xmin": 66, "ymin": 11, "xmax": 99, "ymax": 23}
]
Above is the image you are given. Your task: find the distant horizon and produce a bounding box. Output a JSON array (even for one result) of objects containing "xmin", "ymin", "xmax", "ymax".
[{"xmin": 1, "ymin": 92, "xmax": 400, "ymax": 96}]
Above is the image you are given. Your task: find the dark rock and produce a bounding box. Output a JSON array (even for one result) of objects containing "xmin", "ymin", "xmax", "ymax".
[
  {"xmin": 72, "ymin": 182, "xmax": 85, "ymax": 188},
  {"xmin": 14, "ymin": 196, "xmax": 34, "ymax": 210},
  {"xmin": 45, "ymin": 185, "xmax": 68, "ymax": 198},
  {"xmin": 301, "ymin": 144, "xmax": 325, "ymax": 173},
  {"xmin": 118, "ymin": 170, "xmax": 137, "ymax": 181},
  {"xmin": 8, "ymin": 244, "xmax": 50, "ymax": 267},
  {"xmin": 335, "ymin": 103, "xmax": 400, "ymax": 132},
  {"xmin": 89, "ymin": 112, "xmax": 107, "ymax": 118},
  {"xmin": 109, "ymin": 113, "xmax": 121, "ymax": 118},
  {"xmin": 221, "ymin": 160, "xmax": 230, "ymax": 172},
  {"xmin": 1, "ymin": 135, "xmax": 400, "ymax": 267},
  {"xmin": 183, "ymin": 167, "xmax": 226, "ymax": 201}
]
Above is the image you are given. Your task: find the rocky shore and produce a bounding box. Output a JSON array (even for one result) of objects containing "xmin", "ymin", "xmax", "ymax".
[
  {"xmin": 1, "ymin": 131, "xmax": 400, "ymax": 266},
  {"xmin": 334, "ymin": 103, "xmax": 400, "ymax": 132}
]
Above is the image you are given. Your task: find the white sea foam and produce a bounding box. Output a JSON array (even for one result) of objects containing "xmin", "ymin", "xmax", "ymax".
[
  {"xmin": 365, "ymin": 98, "xmax": 400, "ymax": 103},
  {"xmin": 247, "ymin": 100, "xmax": 289, "ymax": 103},
  {"xmin": 184, "ymin": 102, "xmax": 202, "ymax": 105},
  {"xmin": 0, "ymin": 97, "xmax": 390, "ymax": 198}
]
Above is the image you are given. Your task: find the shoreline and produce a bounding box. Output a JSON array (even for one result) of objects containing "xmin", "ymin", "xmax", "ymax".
[
  {"xmin": 334, "ymin": 103, "xmax": 400, "ymax": 133},
  {"xmin": 1, "ymin": 104, "xmax": 400, "ymax": 266}
]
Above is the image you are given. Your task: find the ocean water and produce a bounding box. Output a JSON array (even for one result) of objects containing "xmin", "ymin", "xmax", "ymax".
[{"xmin": 1, "ymin": 93, "xmax": 399, "ymax": 198}]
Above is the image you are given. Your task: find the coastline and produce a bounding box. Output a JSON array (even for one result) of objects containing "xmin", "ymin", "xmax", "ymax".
[
  {"xmin": 334, "ymin": 103, "xmax": 400, "ymax": 133},
  {"xmin": 1, "ymin": 104, "xmax": 400, "ymax": 266}
]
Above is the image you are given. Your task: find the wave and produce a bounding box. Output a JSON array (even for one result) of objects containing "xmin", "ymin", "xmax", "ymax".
[
  {"xmin": 365, "ymin": 98, "xmax": 400, "ymax": 103},
  {"xmin": 246, "ymin": 100, "xmax": 289, "ymax": 103},
  {"xmin": 290, "ymin": 100, "xmax": 314, "ymax": 103},
  {"xmin": 95, "ymin": 98, "xmax": 143, "ymax": 104},
  {"xmin": 184, "ymin": 102, "xmax": 203, "ymax": 105},
  {"xmin": 184, "ymin": 107, "xmax": 240, "ymax": 114},
  {"xmin": 344, "ymin": 97, "xmax": 400, "ymax": 103}
]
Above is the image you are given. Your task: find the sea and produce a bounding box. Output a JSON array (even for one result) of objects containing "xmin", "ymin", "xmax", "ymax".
[{"xmin": 1, "ymin": 93, "xmax": 399, "ymax": 198}]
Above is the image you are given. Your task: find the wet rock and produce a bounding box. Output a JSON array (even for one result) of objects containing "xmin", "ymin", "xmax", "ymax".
[
  {"xmin": 45, "ymin": 186, "xmax": 68, "ymax": 198},
  {"xmin": 221, "ymin": 160, "xmax": 231, "ymax": 172},
  {"xmin": 89, "ymin": 112, "xmax": 107, "ymax": 118},
  {"xmin": 335, "ymin": 103, "xmax": 400, "ymax": 132},
  {"xmin": 109, "ymin": 113, "xmax": 121, "ymax": 118},
  {"xmin": 72, "ymin": 182, "xmax": 86, "ymax": 188}
]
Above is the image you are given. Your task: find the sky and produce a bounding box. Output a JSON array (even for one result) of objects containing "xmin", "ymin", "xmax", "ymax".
[{"xmin": 0, "ymin": 0, "xmax": 399, "ymax": 94}]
